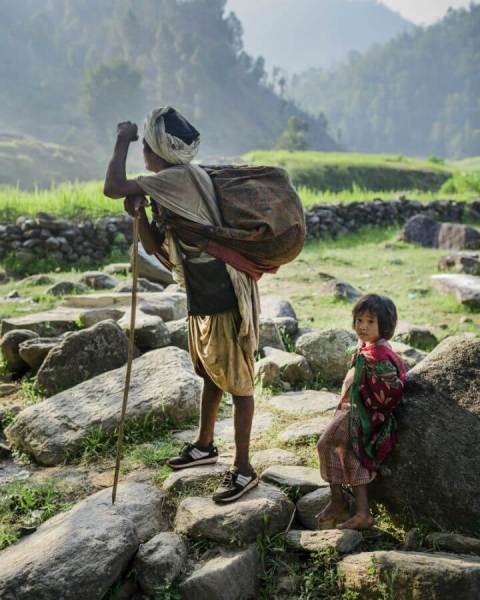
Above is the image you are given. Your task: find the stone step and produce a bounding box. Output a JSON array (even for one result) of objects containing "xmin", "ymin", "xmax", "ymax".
[
  {"xmin": 260, "ymin": 465, "xmax": 326, "ymax": 497},
  {"xmin": 162, "ymin": 460, "xmax": 231, "ymax": 495},
  {"xmin": 265, "ymin": 390, "xmax": 339, "ymax": 416},
  {"xmin": 250, "ymin": 448, "xmax": 303, "ymax": 471},
  {"xmin": 296, "ymin": 487, "xmax": 332, "ymax": 530},
  {"xmin": 338, "ymin": 550, "xmax": 480, "ymax": 600},
  {"xmin": 6, "ymin": 347, "xmax": 202, "ymax": 466},
  {"xmin": 0, "ymin": 483, "xmax": 166, "ymax": 600},
  {"xmin": 174, "ymin": 483, "xmax": 294, "ymax": 544},
  {"xmin": 286, "ymin": 529, "xmax": 362, "ymax": 554}
]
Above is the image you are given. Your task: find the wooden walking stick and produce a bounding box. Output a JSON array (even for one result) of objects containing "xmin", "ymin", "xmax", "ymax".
[{"xmin": 112, "ymin": 214, "xmax": 140, "ymax": 504}]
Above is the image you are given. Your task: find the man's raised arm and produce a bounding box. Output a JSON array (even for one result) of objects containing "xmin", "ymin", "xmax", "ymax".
[{"xmin": 104, "ymin": 121, "xmax": 144, "ymax": 199}]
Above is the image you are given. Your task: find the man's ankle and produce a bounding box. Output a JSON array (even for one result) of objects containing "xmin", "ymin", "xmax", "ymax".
[{"xmin": 193, "ymin": 439, "xmax": 213, "ymax": 449}]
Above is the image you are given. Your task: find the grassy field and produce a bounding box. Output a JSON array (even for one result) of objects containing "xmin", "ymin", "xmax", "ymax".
[{"xmin": 244, "ymin": 150, "xmax": 453, "ymax": 193}]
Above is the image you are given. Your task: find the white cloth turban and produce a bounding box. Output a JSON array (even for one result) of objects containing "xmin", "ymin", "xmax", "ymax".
[{"xmin": 143, "ymin": 106, "xmax": 200, "ymax": 165}]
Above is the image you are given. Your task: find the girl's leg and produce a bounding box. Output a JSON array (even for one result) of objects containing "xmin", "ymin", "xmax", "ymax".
[
  {"xmin": 316, "ymin": 484, "xmax": 349, "ymax": 522},
  {"xmin": 337, "ymin": 484, "xmax": 374, "ymax": 529}
]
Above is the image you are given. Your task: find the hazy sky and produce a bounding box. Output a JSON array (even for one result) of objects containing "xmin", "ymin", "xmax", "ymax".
[{"xmin": 378, "ymin": 0, "xmax": 474, "ymax": 24}]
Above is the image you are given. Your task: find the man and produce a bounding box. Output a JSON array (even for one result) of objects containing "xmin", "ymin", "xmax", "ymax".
[{"xmin": 104, "ymin": 107, "xmax": 260, "ymax": 502}]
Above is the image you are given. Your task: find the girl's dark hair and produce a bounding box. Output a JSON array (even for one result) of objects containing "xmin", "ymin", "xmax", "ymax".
[{"xmin": 352, "ymin": 294, "xmax": 398, "ymax": 340}]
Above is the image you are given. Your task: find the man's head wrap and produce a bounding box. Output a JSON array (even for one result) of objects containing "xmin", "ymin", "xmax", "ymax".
[{"xmin": 143, "ymin": 106, "xmax": 200, "ymax": 165}]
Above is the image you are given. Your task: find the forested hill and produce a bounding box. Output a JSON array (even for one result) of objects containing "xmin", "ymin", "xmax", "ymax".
[
  {"xmin": 227, "ymin": 0, "xmax": 414, "ymax": 73},
  {"xmin": 289, "ymin": 5, "xmax": 480, "ymax": 159},
  {"xmin": 0, "ymin": 0, "xmax": 337, "ymax": 161}
]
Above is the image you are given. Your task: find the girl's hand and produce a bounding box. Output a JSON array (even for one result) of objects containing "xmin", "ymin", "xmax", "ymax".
[
  {"xmin": 117, "ymin": 121, "xmax": 139, "ymax": 142},
  {"xmin": 124, "ymin": 195, "xmax": 149, "ymax": 217}
]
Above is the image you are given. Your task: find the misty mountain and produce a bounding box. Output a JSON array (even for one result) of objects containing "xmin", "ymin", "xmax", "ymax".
[
  {"xmin": 289, "ymin": 4, "xmax": 480, "ymax": 158},
  {"xmin": 0, "ymin": 0, "xmax": 337, "ymax": 166},
  {"xmin": 226, "ymin": 0, "xmax": 415, "ymax": 74}
]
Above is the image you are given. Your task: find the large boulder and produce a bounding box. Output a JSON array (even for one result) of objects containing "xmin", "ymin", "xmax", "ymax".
[
  {"xmin": 258, "ymin": 318, "xmax": 285, "ymax": 352},
  {"xmin": 338, "ymin": 551, "xmax": 480, "ymax": 600},
  {"xmin": 262, "ymin": 347, "xmax": 312, "ymax": 385},
  {"xmin": 370, "ymin": 335, "xmax": 480, "ymax": 534},
  {"xmin": 438, "ymin": 251, "xmax": 480, "ymax": 276},
  {"xmin": 18, "ymin": 337, "xmax": 61, "ymax": 370},
  {"xmin": 136, "ymin": 243, "xmax": 175, "ymax": 285},
  {"xmin": 6, "ymin": 347, "xmax": 202, "ymax": 465},
  {"xmin": 389, "ymin": 341, "xmax": 427, "ymax": 371},
  {"xmin": 175, "ymin": 484, "xmax": 294, "ymax": 544},
  {"xmin": 260, "ymin": 295, "xmax": 297, "ymax": 320},
  {"xmin": 35, "ymin": 320, "xmax": 129, "ymax": 396},
  {"xmin": 401, "ymin": 214, "xmax": 480, "ymax": 249},
  {"xmin": 286, "ymin": 529, "xmax": 362, "ymax": 554},
  {"xmin": 79, "ymin": 271, "xmax": 119, "ymax": 290},
  {"xmin": 295, "ymin": 329, "xmax": 356, "ymax": 384},
  {"xmin": 393, "ymin": 321, "xmax": 438, "ymax": 351},
  {"xmin": 134, "ymin": 532, "xmax": 187, "ymax": 595},
  {"xmin": 431, "ymin": 273, "xmax": 480, "ymax": 309},
  {"xmin": 179, "ymin": 546, "xmax": 259, "ymax": 600},
  {"xmin": 45, "ymin": 281, "xmax": 89, "ymax": 296},
  {"xmin": 166, "ymin": 318, "xmax": 189, "ymax": 351},
  {"xmin": 0, "ymin": 307, "xmax": 85, "ymax": 337},
  {"xmin": 0, "ymin": 483, "xmax": 167, "ymax": 600},
  {"xmin": 0, "ymin": 329, "xmax": 38, "ymax": 371},
  {"xmin": 118, "ymin": 310, "xmax": 171, "ymax": 352}
]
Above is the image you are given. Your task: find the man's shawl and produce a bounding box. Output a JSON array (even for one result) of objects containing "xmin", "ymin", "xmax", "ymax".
[{"xmin": 349, "ymin": 340, "xmax": 406, "ymax": 472}]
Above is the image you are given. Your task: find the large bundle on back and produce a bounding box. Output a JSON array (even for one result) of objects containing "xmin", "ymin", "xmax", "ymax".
[{"xmin": 167, "ymin": 165, "xmax": 305, "ymax": 276}]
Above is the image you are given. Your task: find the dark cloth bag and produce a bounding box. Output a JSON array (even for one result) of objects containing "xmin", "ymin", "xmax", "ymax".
[{"xmin": 182, "ymin": 257, "xmax": 237, "ymax": 316}]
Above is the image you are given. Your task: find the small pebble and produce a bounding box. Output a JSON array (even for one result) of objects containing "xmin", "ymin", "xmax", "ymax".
[
  {"xmin": 460, "ymin": 316, "xmax": 473, "ymax": 324},
  {"xmin": 438, "ymin": 323, "xmax": 449, "ymax": 330}
]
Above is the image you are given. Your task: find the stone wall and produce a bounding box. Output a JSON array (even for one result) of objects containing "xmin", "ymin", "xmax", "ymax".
[
  {"xmin": 0, "ymin": 213, "xmax": 133, "ymax": 265},
  {"xmin": 304, "ymin": 197, "xmax": 480, "ymax": 240},
  {"xmin": 1, "ymin": 198, "xmax": 479, "ymax": 266}
]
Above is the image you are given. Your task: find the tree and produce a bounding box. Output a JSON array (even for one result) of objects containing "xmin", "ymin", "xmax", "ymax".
[
  {"xmin": 276, "ymin": 117, "xmax": 310, "ymax": 151},
  {"xmin": 82, "ymin": 60, "xmax": 146, "ymax": 145}
]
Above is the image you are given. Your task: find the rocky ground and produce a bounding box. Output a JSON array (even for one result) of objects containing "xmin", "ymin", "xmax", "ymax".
[{"xmin": 0, "ymin": 222, "xmax": 479, "ymax": 599}]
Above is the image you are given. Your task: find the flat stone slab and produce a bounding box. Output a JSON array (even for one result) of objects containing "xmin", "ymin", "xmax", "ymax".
[
  {"xmin": 286, "ymin": 529, "xmax": 362, "ymax": 554},
  {"xmin": 180, "ymin": 545, "xmax": 259, "ymax": 600},
  {"xmin": 0, "ymin": 307, "xmax": 85, "ymax": 337},
  {"xmin": 175, "ymin": 483, "xmax": 294, "ymax": 544},
  {"xmin": 431, "ymin": 273, "xmax": 480, "ymax": 308},
  {"xmin": 265, "ymin": 390, "xmax": 339, "ymax": 416},
  {"xmin": 338, "ymin": 550, "xmax": 480, "ymax": 600},
  {"xmin": 6, "ymin": 347, "xmax": 202, "ymax": 465},
  {"xmin": 260, "ymin": 465, "xmax": 326, "ymax": 496},
  {"xmin": 251, "ymin": 448, "xmax": 303, "ymax": 470},
  {"xmin": 0, "ymin": 483, "xmax": 166, "ymax": 600},
  {"xmin": 162, "ymin": 460, "xmax": 231, "ymax": 494},
  {"xmin": 173, "ymin": 413, "xmax": 274, "ymax": 446},
  {"xmin": 389, "ymin": 341, "xmax": 427, "ymax": 370},
  {"xmin": 277, "ymin": 416, "xmax": 333, "ymax": 445}
]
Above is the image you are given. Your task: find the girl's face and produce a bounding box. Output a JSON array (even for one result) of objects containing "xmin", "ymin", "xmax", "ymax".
[{"xmin": 354, "ymin": 311, "xmax": 381, "ymax": 345}]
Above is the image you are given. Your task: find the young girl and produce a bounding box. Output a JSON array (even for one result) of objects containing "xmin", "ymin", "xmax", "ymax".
[{"xmin": 317, "ymin": 294, "xmax": 406, "ymax": 529}]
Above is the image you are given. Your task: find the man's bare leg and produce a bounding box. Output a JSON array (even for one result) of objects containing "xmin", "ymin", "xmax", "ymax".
[
  {"xmin": 232, "ymin": 394, "xmax": 254, "ymax": 474},
  {"xmin": 194, "ymin": 374, "xmax": 223, "ymax": 448},
  {"xmin": 337, "ymin": 484, "xmax": 374, "ymax": 529}
]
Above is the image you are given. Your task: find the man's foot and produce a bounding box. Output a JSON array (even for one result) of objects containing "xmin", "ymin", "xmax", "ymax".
[
  {"xmin": 167, "ymin": 442, "xmax": 218, "ymax": 470},
  {"xmin": 337, "ymin": 513, "xmax": 375, "ymax": 530},
  {"xmin": 212, "ymin": 467, "xmax": 259, "ymax": 503}
]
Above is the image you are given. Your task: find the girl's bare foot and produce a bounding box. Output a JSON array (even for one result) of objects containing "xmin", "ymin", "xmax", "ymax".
[
  {"xmin": 337, "ymin": 513, "xmax": 375, "ymax": 530},
  {"xmin": 316, "ymin": 500, "xmax": 349, "ymax": 524}
]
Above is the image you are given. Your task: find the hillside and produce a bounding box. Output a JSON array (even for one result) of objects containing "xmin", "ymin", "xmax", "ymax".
[
  {"xmin": 290, "ymin": 4, "xmax": 480, "ymax": 158},
  {"xmin": 244, "ymin": 150, "xmax": 452, "ymax": 192},
  {"xmin": 0, "ymin": 0, "xmax": 337, "ymax": 168},
  {"xmin": 0, "ymin": 135, "xmax": 102, "ymax": 190},
  {"xmin": 226, "ymin": 0, "xmax": 414, "ymax": 73}
]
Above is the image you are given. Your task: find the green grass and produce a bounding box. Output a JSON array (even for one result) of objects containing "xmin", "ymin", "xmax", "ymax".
[
  {"xmin": 244, "ymin": 150, "xmax": 452, "ymax": 193},
  {"xmin": 258, "ymin": 227, "xmax": 480, "ymax": 338},
  {"xmin": 0, "ymin": 479, "xmax": 74, "ymax": 549},
  {"xmin": 0, "ymin": 180, "xmax": 124, "ymax": 221},
  {"xmin": 450, "ymin": 156, "xmax": 480, "ymax": 173}
]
